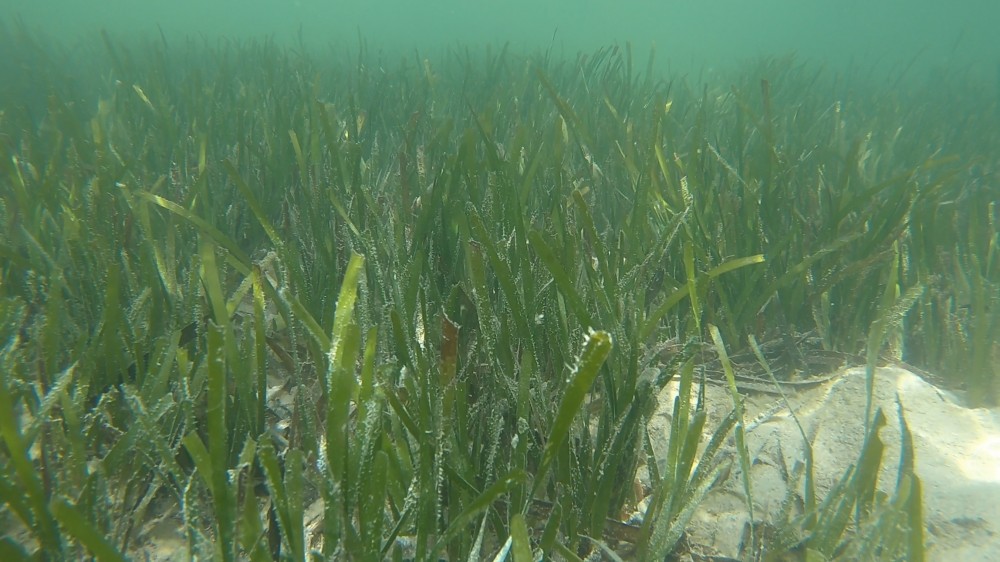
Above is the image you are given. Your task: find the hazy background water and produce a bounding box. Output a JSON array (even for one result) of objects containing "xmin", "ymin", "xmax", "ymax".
[{"xmin": 4, "ymin": 0, "xmax": 999, "ymax": 80}]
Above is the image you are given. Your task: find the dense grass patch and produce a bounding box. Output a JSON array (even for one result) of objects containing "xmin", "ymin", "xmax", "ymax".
[{"xmin": 1, "ymin": 21, "xmax": 995, "ymax": 560}]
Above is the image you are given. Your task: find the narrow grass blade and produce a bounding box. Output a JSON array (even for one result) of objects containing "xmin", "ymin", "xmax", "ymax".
[
  {"xmin": 0, "ymin": 350, "xmax": 60, "ymax": 552},
  {"xmin": 641, "ymin": 254, "xmax": 764, "ymax": 341},
  {"xmin": 896, "ymin": 399, "xmax": 924, "ymax": 562},
  {"xmin": 709, "ymin": 325, "xmax": 754, "ymax": 537},
  {"xmin": 323, "ymin": 252, "xmax": 365, "ymax": 553},
  {"xmin": 206, "ymin": 322, "xmax": 235, "ymax": 562},
  {"xmin": 258, "ymin": 440, "xmax": 306, "ymax": 561},
  {"xmin": 684, "ymin": 243, "xmax": 701, "ymax": 331},
  {"xmin": 865, "ymin": 244, "xmax": 900, "ymax": 425},
  {"xmin": 223, "ymin": 159, "xmax": 286, "ymax": 253},
  {"xmin": 528, "ymin": 228, "xmax": 595, "ymax": 329},
  {"xmin": 0, "ymin": 538, "xmax": 30, "ymax": 561},
  {"xmin": 50, "ymin": 499, "xmax": 127, "ymax": 562},
  {"xmin": 432, "ymin": 469, "xmax": 527, "ymax": 555},
  {"xmin": 531, "ymin": 330, "xmax": 612, "ymax": 499},
  {"xmin": 326, "ymin": 252, "xmax": 364, "ymax": 448},
  {"xmin": 510, "ymin": 513, "xmax": 533, "ymax": 562},
  {"xmin": 138, "ymin": 191, "xmax": 252, "ymax": 272}
]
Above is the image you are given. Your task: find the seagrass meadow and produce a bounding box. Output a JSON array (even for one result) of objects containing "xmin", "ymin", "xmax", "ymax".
[{"xmin": 1, "ymin": 21, "xmax": 998, "ymax": 561}]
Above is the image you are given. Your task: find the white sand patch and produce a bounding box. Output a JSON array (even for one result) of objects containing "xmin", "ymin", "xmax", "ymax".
[{"xmin": 650, "ymin": 366, "xmax": 1000, "ymax": 561}]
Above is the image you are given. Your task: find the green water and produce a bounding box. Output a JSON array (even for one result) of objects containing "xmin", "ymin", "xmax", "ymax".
[{"xmin": 6, "ymin": 0, "xmax": 999, "ymax": 77}]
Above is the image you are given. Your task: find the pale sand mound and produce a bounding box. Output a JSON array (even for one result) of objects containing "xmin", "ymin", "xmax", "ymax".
[{"xmin": 650, "ymin": 366, "xmax": 1000, "ymax": 560}]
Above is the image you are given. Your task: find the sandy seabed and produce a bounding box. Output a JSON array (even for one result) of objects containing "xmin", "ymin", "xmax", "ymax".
[{"xmin": 646, "ymin": 366, "xmax": 1000, "ymax": 561}]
